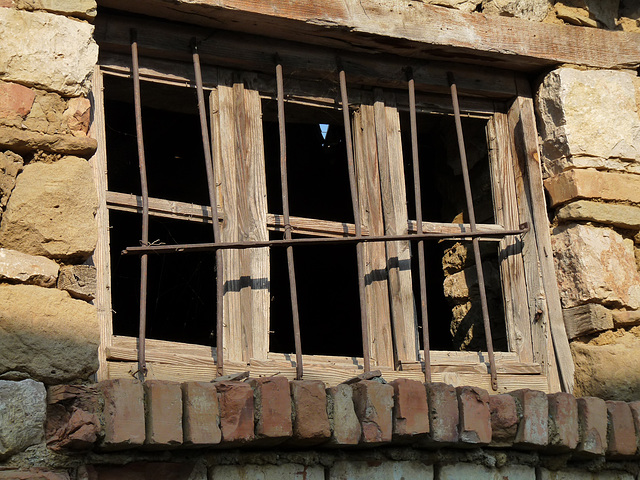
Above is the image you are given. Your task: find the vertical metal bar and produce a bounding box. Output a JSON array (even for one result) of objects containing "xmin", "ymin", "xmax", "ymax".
[
  {"xmin": 338, "ymin": 61, "xmax": 371, "ymax": 373},
  {"xmin": 191, "ymin": 39, "xmax": 225, "ymax": 377},
  {"xmin": 448, "ymin": 72, "xmax": 498, "ymax": 391},
  {"xmin": 130, "ymin": 29, "xmax": 149, "ymax": 381},
  {"xmin": 406, "ymin": 68, "xmax": 431, "ymax": 383},
  {"xmin": 275, "ymin": 57, "xmax": 304, "ymax": 380}
]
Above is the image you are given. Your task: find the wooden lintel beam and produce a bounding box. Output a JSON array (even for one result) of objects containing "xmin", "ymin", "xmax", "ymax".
[
  {"xmin": 95, "ymin": 12, "xmax": 518, "ymax": 99},
  {"xmin": 97, "ymin": 0, "xmax": 640, "ymax": 71}
]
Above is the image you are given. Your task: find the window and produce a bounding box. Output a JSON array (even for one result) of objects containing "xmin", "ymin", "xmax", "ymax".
[{"xmin": 90, "ymin": 12, "xmax": 571, "ymax": 393}]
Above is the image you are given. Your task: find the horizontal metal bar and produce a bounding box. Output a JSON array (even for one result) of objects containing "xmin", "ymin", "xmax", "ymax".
[{"xmin": 121, "ymin": 224, "xmax": 528, "ymax": 256}]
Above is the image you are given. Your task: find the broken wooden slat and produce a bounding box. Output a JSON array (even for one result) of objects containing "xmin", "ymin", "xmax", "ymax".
[
  {"xmin": 487, "ymin": 113, "xmax": 533, "ymax": 363},
  {"xmin": 372, "ymin": 91, "xmax": 419, "ymax": 364},
  {"xmin": 106, "ymin": 189, "xmax": 508, "ymax": 240},
  {"xmin": 353, "ymin": 105, "xmax": 394, "ymax": 368},
  {"xmin": 211, "ymin": 74, "xmax": 270, "ymax": 362}
]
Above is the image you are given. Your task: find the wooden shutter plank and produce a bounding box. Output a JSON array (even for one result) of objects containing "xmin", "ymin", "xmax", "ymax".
[
  {"xmin": 510, "ymin": 80, "xmax": 574, "ymax": 393},
  {"xmin": 487, "ymin": 113, "xmax": 533, "ymax": 363},
  {"xmin": 353, "ymin": 105, "xmax": 395, "ymax": 367},
  {"xmin": 373, "ymin": 92, "xmax": 419, "ymax": 364},
  {"xmin": 211, "ymin": 73, "xmax": 269, "ymax": 363}
]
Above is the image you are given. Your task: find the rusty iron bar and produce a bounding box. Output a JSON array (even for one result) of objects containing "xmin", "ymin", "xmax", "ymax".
[
  {"xmin": 406, "ymin": 68, "xmax": 431, "ymax": 383},
  {"xmin": 275, "ymin": 57, "xmax": 304, "ymax": 380},
  {"xmin": 448, "ymin": 71, "xmax": 498, "ymax": 391},
  {"xmin": 122, "ymin": 224, "xmax": 529, "ymax": 255},
  {"xmin": 338, "ymin": 61, "xmax": 371, "ymax": 373},
  {"xmin": 130, "ymin": 29, "xmax": 149, "ymax": 381},
  {"xmin": 192, "ymin": 39, "xmax": 225, "ymax": 377}
]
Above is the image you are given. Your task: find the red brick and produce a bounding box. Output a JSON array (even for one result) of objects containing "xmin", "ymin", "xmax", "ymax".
[
  {"xmin": 629, "ymin": 401, "xmax": 640, "ymax": 455},
  {"xmin": 326, "ymin": 384, "xmax": 361, "ymax": 446},
  {"xmin": 249, "ymin": 376, "xmax": 292, "ymax": 444},
  {"xmin": 216, "ymin": 381, "xmax": 254, "ymax": 444},
  {"xmin": 510, "ymin": 389, "xmax": 548, "ymax": 448},
  {"xmin": 547, "ymin": 392, "xmax": 579, "ymax": 451},
  {"xmin": 99, "ymin": 379, "xmax": 145, "ymax": 450},
  {"xmin": 181, "ymin": 382, "xmax": 221, "ymax": 446},
  {"xmin": 457, "ymin": 386, "xmax": 491, "ymax": 444},
  {"xmin": 143, "ymin": 381, "xmax": 183, "ymax": 448},
  {"xmin": 389, "ymin": 379, "xmax": 429, "ymax": 440},
  {"xmin": 489, "ymin": 394, "xmax": 518, "ymax": 446},
  {"xmin": 577, "ymin": 396, "xmax": 608, "ymax": 455},
  {"xmin": 352, "ymin": 380, "xmax": 394, "ymax": 444},
  {"xmin": 45, "ymin": 385, "xmax": 100, "ymax": 452},
  {"xmin": 290, "ymin": 380, "xmax": 331, "ymax": 445},
  {"xmin": 0, "ymin": 81, "xmax": 35, "ymax": 118},
  {"xmin": 606, "ymin": 400, "xmax": 637, "ymax": 457},
  {"xmin": 425, "ymin": 383, "xmax": 459, "ymax": 444}
]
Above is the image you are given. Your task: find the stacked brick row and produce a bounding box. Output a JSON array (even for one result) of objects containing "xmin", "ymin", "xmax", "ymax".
[{"xmin": 46, "ymin": 377, "xmax": 640, "ymax": 458}]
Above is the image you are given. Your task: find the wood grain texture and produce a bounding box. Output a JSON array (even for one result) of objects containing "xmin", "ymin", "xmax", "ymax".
[
  {"xmin": 89, "ymin": 66, "xmax": 114, "ymax": 382},
  {"xmin": 353, "ymin": 106, "xmax": 394, "ymax": 367},
  {"xmin": 97, "ymin": 0, "xmax": 640, "ymax": 71},
  {"xmin": 509, "ymin": 81, "xmax": 573, "ymax": 393},
  {"xmin": 211, "ymin": 73, "xmax": 270, "ymax": 362},
  {"xmin": 487, "ymin": 113, "xmax": 533, "ymax": 363},
  {"xmin": 372, "ymin": 92, "xmax": 419, "ymax": 364},
  {"xmin": 507, "ymin": 96, "xmax": 561, "ymax": 393}
]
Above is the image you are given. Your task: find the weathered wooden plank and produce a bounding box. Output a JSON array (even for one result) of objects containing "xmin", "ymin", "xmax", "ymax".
[
  {"xmin": 107, "ymin": 189, "xmax": 507, "ymax": 239},
  {"xmin": 373, "ymin": 92, "xmax": 419, "ymax": 364},
  {"xmin": 89, "ymin": 66, "xmax": 113, "ymax": 382},
  {"xmin": 95, "ymin": 12, "xmax": 519, "ymax": 99},
  {"xmin": 106, "ymin": 359, "xmax": 548, "ymax": 391},
  {"xmin": 97, "ymin": 0, "xmax": 640, "ymax": 71},
  {"xmin": 510, "ymin": 81, "xmax": 574, "ymax": 393},
  {"xmin": 211, "ymin": 74, "xmax": 270, "ymax": 362},
  {"xmin": 353, "ymin": 106, "xmax": 394, "ymax": 367},
  {"xmin": 487, "ymin": 113, "xmax": 533, "ymax": 363}
]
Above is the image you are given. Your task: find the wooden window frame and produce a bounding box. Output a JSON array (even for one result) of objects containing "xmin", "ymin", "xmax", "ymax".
[{"xmin": 90, "ymin": 14, "xmax": 573, "ymax": 393}]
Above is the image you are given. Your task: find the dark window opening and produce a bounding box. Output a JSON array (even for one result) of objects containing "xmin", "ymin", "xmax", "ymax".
[
  {"xmin": 399, "ymin": 111, "xmax": 507, "ymax": 352},
  {"xmin": 262, "ymin": 100, "xmax": 363, "ymax": 357},
  {"xmin": 105, "ymin": 75, "xmax": 217, "ymax": 347}
]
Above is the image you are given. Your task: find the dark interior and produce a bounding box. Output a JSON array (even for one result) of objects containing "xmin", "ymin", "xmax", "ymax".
[{"xmin": 104, "ymin": 73, "xmax": 506, "ymax": 357}]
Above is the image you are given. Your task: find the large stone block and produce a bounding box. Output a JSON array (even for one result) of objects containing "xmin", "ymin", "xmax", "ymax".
[
  {"xmin": 0, "ymin": 156, "xmax": 98, "ymax": 261},
  {"xmin": 0, "ymin": 9, "xmax": 97, "ymax": 96},
  {"xmin": 329, "ymin": 461, "xmax": 433, "ymax": 480},
  {"xmin": 481, "ymin": 0, "xmax": 552, "ymax": 21},
  {"xmin": 556, "ymin": 200, "xmax": 640, "ymax": 230},
  {"xmin": 572, "ymin": 327, "xmax": 640, "ymax": 401},
  {"xmin": 0, "ymin": 379, "xmax": 46, "ymax": 459},
  {"xmin": 551, "ymin": 224, "xmax": 640, "ymax": 309},
  {"xmin": 554, "ymin": 0, "xmax": 620, "ymax": 29},
  {"xmin": 439, "ymin": 464, "xmax": 534, "ymax": 480},
  {"xmin": 212, "ymin": 464, "xmax": 324, "ymax": 480},
  {"xmin": 14, "ymin": 0, "xmax": 97, "ymax": 21},
  {"xmin": 538, "ymin": 469, "xmax": 634, "ymax": 480},
  {"xmin": 536, "ymin": 68, "xmax": 640, "ymax": 173},
  {"xmin": 544, "ymin": 169, "xmax": 640, "ymax": 206},
  {"xmin": 0, "ymin": 247, "xmax": 59, "ymax": 287},
  {"xmin": 0, "ymin": 284, "xmax": 98, "ymax": 383}
]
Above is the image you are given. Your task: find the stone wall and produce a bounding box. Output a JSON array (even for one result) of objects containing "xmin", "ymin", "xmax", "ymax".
[
  {"xmin": 425, "ymin": 0, "xmax": 640, "ymax": 32},
  {"xmin": 0, "ymin": 2, "xmax": 100, "ymax": 387},
  {"xmin": 534, "ymin": 67, "xmax": 640, "ymax": 402}
]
